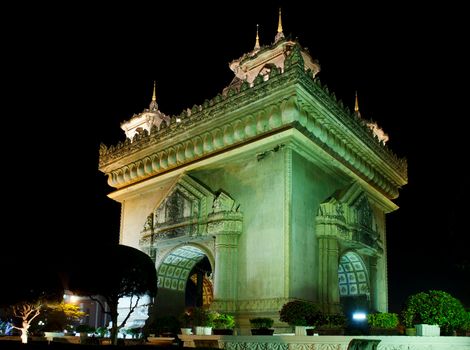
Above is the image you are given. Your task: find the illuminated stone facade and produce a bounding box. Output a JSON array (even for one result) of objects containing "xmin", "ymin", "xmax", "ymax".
[{"xmin": 99, "ymin": 23, "xmax": 407, "ymax": 331}]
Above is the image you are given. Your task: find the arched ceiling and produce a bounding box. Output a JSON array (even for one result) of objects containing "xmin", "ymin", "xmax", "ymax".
[
  {"xmin": 338, "ymin": 252, "xmax": 369, "ymax": 296},
  {"xmin": 158, "ymin": 246, "xmax": 206, "ymax": 291}
]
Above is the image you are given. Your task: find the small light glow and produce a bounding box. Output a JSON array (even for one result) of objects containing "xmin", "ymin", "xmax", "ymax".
[
  {"xmin": 352, "ymin": 312, "xmax": 367, "ymax": 321},
  {"xmin": 176, "ymin": 118, "xmax": 181, "ymax": 123},
  {"xmin": 70, "ymin": 295, "xmax": 79, "ymax": 303}
]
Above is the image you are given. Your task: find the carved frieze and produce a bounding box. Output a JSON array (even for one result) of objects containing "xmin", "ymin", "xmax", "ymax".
[
  {"xmin": 207, "ymin": 212, "xmax": 243, "ymax": 236},
  {"xmin": 288, "ymin": 344, "xmax": 314, "ymax": 350},
  {"xmin": 210, "ymin": 299, "xmax": 238, "ymax": 313},
  {"xmin": 237, "ymin": 298, "xmax": 291, "ymax": 313},
  {"xmin": 216, "ymin": 338, "xmax": 460, "ymax": 350},
  {"xmin": 99, "ymin": 41, "xmax": 407, "ymax": 199},
  {"xmin": 316, "ymin": 187, "xmax": 381, "ymax": 252},
  {"xmin": 139, "ymin": 176, "xmax": 243, "ymax": 265},
  {"xmin": 212, "ymin": 191, "xmax": 237, "ymax": 213}
]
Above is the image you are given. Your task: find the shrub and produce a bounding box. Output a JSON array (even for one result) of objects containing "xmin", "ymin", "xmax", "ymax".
[
  {"xmin": 119, "ymin": 327, "xmax": 141, "ymax": 339},
  {"xmin": 75, "ymin": 324, "xmax": 95, "ymax": 333},
  {"xmin": 401, "ymin": 290, "xmax": 467, "ymax": 335},
  {"xmin": 95, "ymin": 326, "xmax": 108, "ymax": 337},
  {"xmin": 179, "ymin": 311, "xmax": 193, "ymax": 328},
  {"xmin": 192, "ymin": 307, "xmax": 216, "ymax": 327},
  {"xmin": 458, "ymin": 311, "xmax": 470, "ymax": 332},
  {"xmin": 279, "ymin": 300, "xmax": 321, "ymax": 326},
  {"xmin": 401, "ymin": 292, "xmax": 426, "ymax": 328},
  {"xmin": 150, "ymin": 315, "xmax": 181, "ymax": 335},
  {"xmin": 318, "ymin": 313, "xmax": 347, "ymax": 328},
  {"xmin": 367, "ymin": 313, "xmax": 399, "ymax": 329},
  {"xmin": 213, "ymin": 313, "xmax": 235, "ymax": 329},
  {"xmin": 249, "ymin": 317, "xmax": 274, "ymax": 329}
]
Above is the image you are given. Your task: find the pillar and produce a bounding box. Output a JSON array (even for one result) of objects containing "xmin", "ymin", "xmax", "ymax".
[
  {"xmin": 318, "ymin": 236, "xmax": 340, "ymax": 313},
  {"xmin": 369, "ymin": 257, "xmax": 378, "ymax": 311},
  {"xmin": 374, "ymin": 254, "xmax": 388, "ymax": 312},
  {"xmin": 213, "ymin": 233, "xmax": 239, "ymax": 312}
]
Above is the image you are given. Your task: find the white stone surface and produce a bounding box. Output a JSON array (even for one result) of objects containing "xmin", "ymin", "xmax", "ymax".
[{"xmin": 178, "ymin": 334, "xmax": 470, "ymax": 350}]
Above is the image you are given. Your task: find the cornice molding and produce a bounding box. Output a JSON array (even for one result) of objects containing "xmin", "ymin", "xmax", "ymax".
[{"xmin": 99, "ymin": 50, "xmax": 407, "ymax": 199}]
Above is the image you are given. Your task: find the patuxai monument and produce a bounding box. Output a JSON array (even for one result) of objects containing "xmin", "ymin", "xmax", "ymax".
[{"xmin": 98, "ymin": 11, "xmax": 407, "ymax": 333}]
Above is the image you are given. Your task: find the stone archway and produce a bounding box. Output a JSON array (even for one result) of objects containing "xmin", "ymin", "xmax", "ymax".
[
  {"xmin": 316, "ymin": 182, "xmax": 383, "ymax": 313},
  {"xmin": 136, "ymin": 174, "xmax": 242, "ymax": 317},
  {"xmin": 156, "ymin": 245, "xmax": 214, "ymax": 315}
]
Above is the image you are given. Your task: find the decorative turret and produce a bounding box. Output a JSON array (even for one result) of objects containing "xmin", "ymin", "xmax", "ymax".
[
  {"xmin": 227, "ymin": 9, "xmax": 320, "ymax": 89},
  {"xmin": 120, "ymin": 82, "xmax": 170, "ymax": 141}
]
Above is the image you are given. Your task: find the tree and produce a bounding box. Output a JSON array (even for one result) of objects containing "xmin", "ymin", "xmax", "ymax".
[
  {"xmin": 43, "ymin": 302, "xmax": 86, "ymax": 332},
  {"xmin": 1, "ymin": 263, "xmax": 63, "ymax": 344},
  {"xmin": 68, "ymin": 244, "xmax": 157, "ymax": 345},
  {"xmin": 11, "ymin": 302, "xmax": 41, "ymax": 343}
]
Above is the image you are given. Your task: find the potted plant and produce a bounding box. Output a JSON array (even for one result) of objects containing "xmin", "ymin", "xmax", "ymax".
[
  {"xmin": 94, "ymin": 326, "xmax": 108, "ymax": 338},
  {"xmin": 401, "ymin": 290, "xmax": 467, "ymax": 336},
  {"xmin": 400, "ymin": 291, "xmax": 424, "ymax": 336},
  {"xmin": 212, "ymin": 313, "xmax": 235, "ymax": 335},
  {"xmin": 367, "ymin": 312, "xmax": 399, "ymax": 335},
  {"xmin": 279, "ymin": 300, "xmax": 320, "ymax": 335},
  {"xmin": 179, "ymin": 311, "xmax": 193, "ymax": 335},
  {"xmin": 249, "ymin": 317, "xmax": 274, "ymax": 335},
  {"xmin": 147, "ymin": 315, "xmax": 180, "ymax": 337},
  {"xmin": 315, "ymin": 313, "xmax": 347, "ymax": 335},
  {"xmin": 75, "ymin": 324, "xmax": 95, "ymax": 343},
  {"xmin": 192, "ymin": 307, "xmax": 215, "ymax": 335}
]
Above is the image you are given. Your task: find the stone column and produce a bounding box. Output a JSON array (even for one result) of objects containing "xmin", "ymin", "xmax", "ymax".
[
  {"xmin": 318, "ymin": 236, "xmax": 340, "ymax": 313},
  {"xmin": 207, "ymin": 211, "xmax": 243, "ymax": 312},
  {"xmin": 374, "ymin": 254, "xmax": 388, "ymax": 312},
  {"xmin": 369, "ymin": 257, "xmax": 378, "ymax": 311},
  {"xmin": 213, "ymin": 233, "xmax": 239, "ymax": 311}
]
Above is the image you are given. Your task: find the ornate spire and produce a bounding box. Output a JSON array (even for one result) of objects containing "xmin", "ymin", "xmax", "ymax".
[
  {"xmin": 275, "ymin": 8, "xmax": 285, "ymax": 43},
  {"xmin": 254, "ymin": 24, "xmax": 260, "ymax": 51},
  {"xmin": 277, "ymin": 8, "xmax": 283, "ymax": 33},
  {"xmin": 354, "ymin": 91, "xmax": 361, "ymax": 118},
  {"xmin": 150, "ymin": 81, "xmax": 158, "ymax": 111}
]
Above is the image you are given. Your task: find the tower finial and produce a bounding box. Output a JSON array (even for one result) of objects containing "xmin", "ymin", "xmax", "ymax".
[
  {"xmin": 275, "ymin": 8, "xmax": 285, "ymax": 43},
  {"xmin": 354, "ymin": 91, "xmax": 361, "ymax": 118},
  {"xmin": 149, "ymin": 81, "xmax": 158, "ymax": 111},
  {"xmin": 254, "ymin": 24, "xmax": 260, "ymax": 51},
  {"xmin": 277, "ymin": 8, "xmax": 283, "ymax": 33}
]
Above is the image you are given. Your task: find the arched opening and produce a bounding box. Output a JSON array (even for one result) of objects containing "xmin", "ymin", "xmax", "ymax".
[
  {"xmin": 186, "ymin": 256, "xmax": 213, "ymax": 307},
  {"xmin": 338, "ymin": 251, "xmax": 370, "ymax": 330},
  {"xmin": 156, "ymin": 245, "xmax": 213, "ymax": 315}
]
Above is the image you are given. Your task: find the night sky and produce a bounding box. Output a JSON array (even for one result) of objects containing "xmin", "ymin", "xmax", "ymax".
[{"xmin": 3, "ymin": 3, "xmax": 468, "ymax": 312}]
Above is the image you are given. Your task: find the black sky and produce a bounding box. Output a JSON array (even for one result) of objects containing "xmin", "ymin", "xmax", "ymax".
[{"xmin": 3, "ymin": 3, "xmax": 468, "ymax": 311}]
